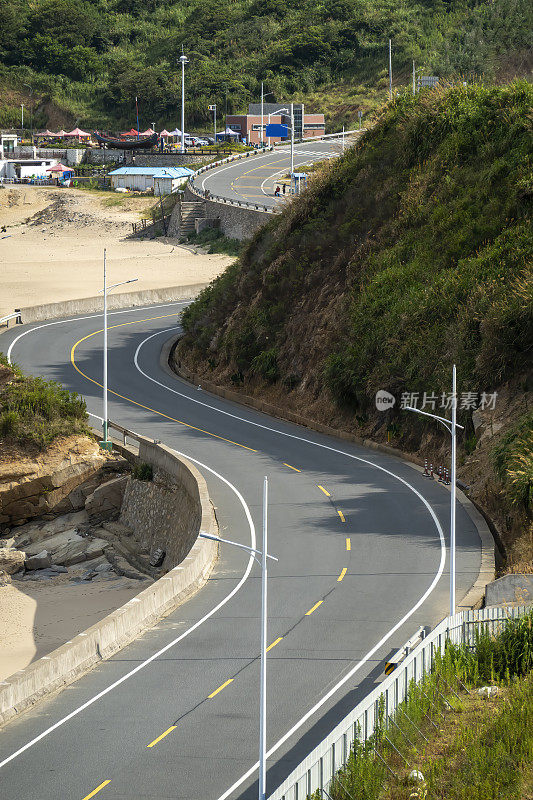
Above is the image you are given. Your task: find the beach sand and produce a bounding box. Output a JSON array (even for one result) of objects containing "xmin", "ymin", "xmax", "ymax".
[{"xmin": 0, "ymin": 184, "xmax": 231, "ymax": 318}]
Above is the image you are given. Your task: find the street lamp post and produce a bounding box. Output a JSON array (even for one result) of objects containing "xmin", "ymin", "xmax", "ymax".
[
  {"xmin": 290, "ymin": 102, "xmax": 294, "ymax": 179},
  {"xmin": 208, "ymin": 104, "xmax": 217, "ymax": 142},
  {"xmin": 23, "ymin": 84, "xmax": 34, "ymax": 142},
  {"xmin": 402, "ymin": 365, "xmax": 464, "ymax": 615},
  {"xmin": 20, "ymin": 104, "xmax": 24, "ymax": 134},
  {"xmin": 199, "ymin": 476, "xmax": 277, "ymax": 800},
  {"xmin": 179, "ymin": 47, "xmax": 189, "ymax": 154},
  {"xmin": 98, "ymin": 249, "xmax": 138, "ymax": 449}
]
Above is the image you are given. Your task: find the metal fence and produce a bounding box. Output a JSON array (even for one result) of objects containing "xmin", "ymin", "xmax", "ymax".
[{"xmin": 268, "ymin": 605, "xmax": 528, "ymax": 800}]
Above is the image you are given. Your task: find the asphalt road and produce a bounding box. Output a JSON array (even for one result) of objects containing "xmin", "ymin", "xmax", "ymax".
[
  {"xmin": 191, "ymin": 139, "xmax": 351, "ymax": 208},
  {"xmin": 0, "ymin": 304, "xmax": 482, "ymax": 800}
]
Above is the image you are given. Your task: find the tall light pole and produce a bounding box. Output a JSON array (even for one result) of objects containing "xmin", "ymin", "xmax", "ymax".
[
  {"xmin": 99, "ymin": 249, "xmax": 138, "ymax": 449},
  {"xmin": 199, "ymin": 476, "xmax": 277, "ymax": 800},
  {"xmin": 20, "ymin": 104, "xmax": 24, "ymax": 133},
  {"xmin": 23, "ymin": 84, "xmax": 34, "ymax": 141},
  {"xmin": 208, "ymin": 104, "xmax": 217, "ymax": 142},
  {"xmin": 290, "ymin": 102, "xmax": 295, "ymax": 182},
  {"xmin": 179, "ymin": 47, "xmax": 189, "ymax": 154},
  {"xmin": 403, "ymin": 365, "xmax": 463, "ymax": 615},
  {"xmin": 261, "ymin": 82, "xmax": 264, "ymax": 147}
]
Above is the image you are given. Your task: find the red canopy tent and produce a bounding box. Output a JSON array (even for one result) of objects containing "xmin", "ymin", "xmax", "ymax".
[{"xmin": 120, "ymin": 128, "xmax": 139, "ymax": 137}]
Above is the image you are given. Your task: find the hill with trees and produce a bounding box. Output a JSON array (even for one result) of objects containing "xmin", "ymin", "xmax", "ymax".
[
  {"xmin": 0, "ymin": 0, "xmax": 531, "ymax": 130},
  {"xmin": 175, "ymin": 81, "xmax": 533, "ymax": 572}
]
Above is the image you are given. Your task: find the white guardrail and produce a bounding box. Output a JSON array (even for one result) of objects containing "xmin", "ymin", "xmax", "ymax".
[
  {"xmin": 188, "ymin": 129, "xmax": 364, "ymax": 214},
  {"xmin": 268, "ymin": 605, "xmax": 528, "ymax": 800},
  {"xmin": 0, "ymin": 311, "xmax": 22, "ymax": 328}
]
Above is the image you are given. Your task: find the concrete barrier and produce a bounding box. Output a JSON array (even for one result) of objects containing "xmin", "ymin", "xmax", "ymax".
[
  {"xmin": 0, "ymin": 433, "xmax": 218, "ymax": 726},
  {"xmin": 14, "ymin": 283, "xmax": 209, "ymax": 326}
]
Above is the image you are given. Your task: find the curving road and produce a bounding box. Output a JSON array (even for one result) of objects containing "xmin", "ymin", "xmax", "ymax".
[
  {"xmin": 0, "ymin": 304, "xmax": 481, "ymax": 800},
  {"xmin": 191, "ymin": 139, "xmax": 350, "ymax": 208}
]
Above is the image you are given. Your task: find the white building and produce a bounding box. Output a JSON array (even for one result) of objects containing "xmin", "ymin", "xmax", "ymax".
[
  {"xmin": 108, "ymin": 166, "xmax": 193, "ymax": 194},
  {"xmin": 0, "ymin": 158, "xmax": 58, "ymax": 180}
]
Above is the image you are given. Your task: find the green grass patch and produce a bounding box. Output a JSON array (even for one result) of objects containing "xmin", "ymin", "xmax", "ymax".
[
  {"xmin": 310, "ymin": 611, "xmax": 533, "ymax": 800},
  {"xmin": 0, "ymin": 356, "xmax": 89, "ymax": 448},
  {"xmin": 184, "ymin": 227, "xmax": 242, "ymax": 257}
]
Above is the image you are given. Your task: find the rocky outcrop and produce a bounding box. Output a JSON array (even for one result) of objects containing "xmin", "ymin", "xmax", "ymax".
[
  {"xmin": 0, "ymin": 547, "xmax": 25, "ymax": 574},
  {"xmin": 85, "ymin": 476, "xmax": 128, "ymax": 518},
  {"xmin": 0, "ymin": 436, "xmax": 108, "ymax": 526}
]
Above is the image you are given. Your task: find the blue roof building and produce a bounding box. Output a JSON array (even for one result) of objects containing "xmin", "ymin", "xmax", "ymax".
[{"xmin": 108, "ymin": 165, "xmax": 193, "ymax": 194}]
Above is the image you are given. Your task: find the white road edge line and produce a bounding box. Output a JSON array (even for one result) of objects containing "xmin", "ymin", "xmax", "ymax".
[
  {"xmin": 0, "ymin": 315, "xmax": 257, "ymax": 772},
  {"xmin": 133, "ymin": 327, "xmax": 447, "ymax": 800}
]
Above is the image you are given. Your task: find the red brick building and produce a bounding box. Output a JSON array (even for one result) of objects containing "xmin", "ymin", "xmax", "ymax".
[{"xmin": 226, "ymin": 103, "xmax": 325, "ymax": 144}]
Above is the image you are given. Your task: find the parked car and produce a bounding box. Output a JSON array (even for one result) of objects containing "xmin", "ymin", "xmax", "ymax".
[{"xmin": 194, "ymin": 137, "xmax": 209, "ymax": 146}]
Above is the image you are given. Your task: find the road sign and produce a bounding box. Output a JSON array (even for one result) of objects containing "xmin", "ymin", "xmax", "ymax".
[
  {"xmin": 265, "ymin": 123, "xmax": 288, "ymax": 137},
  {"xmin": 417, "ymin": 76, "xmax": 439, "ymax": 91}
]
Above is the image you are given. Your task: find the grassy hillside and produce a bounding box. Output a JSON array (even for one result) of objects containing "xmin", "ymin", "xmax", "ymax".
[
  {"xmin": 0, "ymin": 0, "xmax": 531, "ymax": 130},
  {"xmin": 176, "ymin": 81, "xmax": 533, "ymax": 570}
]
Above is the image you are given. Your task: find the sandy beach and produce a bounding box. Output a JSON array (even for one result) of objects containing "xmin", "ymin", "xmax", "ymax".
[
  {"xmin": 0, "ymin": 184, "xmax": 232, "ymax": 318},
  {"xmin": 0, "ymin": 184, "xmax": 231, "ymax": 681}
]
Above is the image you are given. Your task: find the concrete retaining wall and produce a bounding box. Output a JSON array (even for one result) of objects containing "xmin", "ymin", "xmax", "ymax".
[
  {"xmin": 167, "ymin": 186, "xmax": 271, "ymax": 241},
  {"xmin": 0, "ymin": 434, "xmax": 218, "ymax": 726},
  {"xmin": 126, "ymin": 152, "xmax": 209, "ymax": 167},
  {"xmin": 14, "ymin": 283, "xmax": 208, "ymax": 326}
]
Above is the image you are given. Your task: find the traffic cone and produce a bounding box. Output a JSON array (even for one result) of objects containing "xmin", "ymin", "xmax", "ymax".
[
  {"xmin": 424, "ymin": 458, "xmax": 431, "ymax": 477},
  {"xmin": 438, "ymin": 466, "xmax": 443, "ymax": 482},
  {"xmin": 429, "ymin": 463, "xmax": 434, "ymax": 480}
]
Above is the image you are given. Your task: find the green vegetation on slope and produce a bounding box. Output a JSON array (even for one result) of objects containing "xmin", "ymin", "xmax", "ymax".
[
  {"xmin": 0, "ymin": 354, "xmax": 89, "ymax": 448},
  {"xmin": 310, "ymin": 611, "xmax": 533, "ymax": 800},
  {"xmin": 0, "ymin": 0, "xmax": 531, "ymax": 129},
  {"xmin": 178, "ymin": 81, "xmax": 533, "ymax": 567}
]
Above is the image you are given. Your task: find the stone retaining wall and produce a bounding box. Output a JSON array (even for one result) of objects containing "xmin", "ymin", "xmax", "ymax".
[
  {"xmin": 0, "ymin": 433, "xmax": 218, "ymax": 726},
  {"xmin": 167, "ymin": 186, "xmax": 271, "ymax": 241}
]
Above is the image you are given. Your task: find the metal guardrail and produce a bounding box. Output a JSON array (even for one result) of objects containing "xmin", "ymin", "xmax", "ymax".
[
  {"xmin": 0, "ymin": 310, "xmax": 22, "ymax": 328},
  {"xmin": 188, "ymin": 128, "xmax": 366, "ymax": 214},
  {"xmin": 267, "ymin": 605, "xmax": 528, "ymax": 800}
]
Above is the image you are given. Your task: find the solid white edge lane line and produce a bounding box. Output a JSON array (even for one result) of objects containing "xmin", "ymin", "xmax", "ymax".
[
  {"xmin": 4, "ymin": 309, "xmax": 447, "ymax": 796},
  {"xmin": 133, "ymin": 328, "xmax": 448, "ymax": 800},
  {"xmin": 0, "ymin": 313, "xmax": 256, "ymax": 772}
]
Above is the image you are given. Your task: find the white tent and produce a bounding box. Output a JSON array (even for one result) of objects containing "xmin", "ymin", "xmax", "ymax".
[{"xmin": 216, "ymin": 127, "xmax": 239, "ymax": 139}]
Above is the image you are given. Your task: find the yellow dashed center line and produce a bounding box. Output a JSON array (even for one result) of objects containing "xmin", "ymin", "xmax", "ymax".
[
  {"xmin": 81, "ymin": 781, "xmax": 111, "ymax": 800},
  {"xmin": 346, "ymin": 537, "xmax": 351, "ymax": 551},
  {"xmin": 305, "ymin": 600, "xmax": 323, "ymax": 616},
  {"xmin": 337, "ymin": 509, "xmax": 346, "ymax": 523},
  {"xmin": 317, "ymin": 485, "xmax": 331, "ymax": 497},
  {"xmin": 208, "ymin": 678, "xmax": 234, "ymax": 698},
  {"xmin": 283, "ymin": 463, "xmax": 301, "ymax": 472},
  {"xmin": 266, "ymin": 637, "xmax": 283, "ymax": 652},
  {"xmin": 147, "ymin": 726, "xmax": 177, "ymax": 748},
  {"xmin": 337, "ymin": 568, "xmax": 347, "ymax": 582}
]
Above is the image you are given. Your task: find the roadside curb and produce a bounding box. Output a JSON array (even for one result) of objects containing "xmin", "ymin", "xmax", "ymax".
[
  {"xmin": 167, "ymin": 335, "xmax": 495, "ymax": 610},
  {"xmin": 8, "ymin": 283, "xmax": 209, "ymax": 327},
  {"xmin": 0, "ymin": 434, "xmax": 218, "ymax": 727}
]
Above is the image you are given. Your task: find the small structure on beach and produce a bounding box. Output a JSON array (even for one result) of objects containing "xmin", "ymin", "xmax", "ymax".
[{"xmin": 108, "ymin": 166, "xmax": 193, "ymax": 194}]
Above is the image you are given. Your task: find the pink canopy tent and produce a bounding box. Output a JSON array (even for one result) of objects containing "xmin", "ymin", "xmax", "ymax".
[
  {"xmin": 140, "ymin": 128, "xmax": 155, "ymax": 136},
  {"xmin": 36, "ymin": 130, "xmax": 58, "ymax": 138},
  {"xmin": 159, "ymin": 129, "xmax": 170, "ymax": 137},
  {"xmin": 120, "ymin": 128, "xmax": 139, "ymax": 137},
  {"xmin": 64, "ymin": 128, "xmax": 91, "ymax": 139},
  {"xmin": 46, "ymin": 163, "xmax": 71, "ymax": 173}
]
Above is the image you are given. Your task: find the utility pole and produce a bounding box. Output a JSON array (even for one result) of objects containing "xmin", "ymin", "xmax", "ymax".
[
  {"xmin": 258, "ymin": 476, "xmax": 268, "ymax": 800},
  {"xmin": 261, "ymin": 82, "xmax": 264, "ymax": 147},
  {"xmin": 450, "ymin": 364, "xmax": 457, "ymax": 616},
  {"xmin": 21, "ymin": 104, "xmax": 24, "ymax": 133},
  {"xmin": 179, "ymin": 46, "xmax": 189, "ymax": 154},
  {"xmin": 290, "ymin": 102, "xmax": 294, "ymax": 184},
  {"xmin": 389, "ymin": 39, "xmax": 393, "ymax": 100},
  {"xmin": 208, "ymin": 104, "xmax": 217, "ymax": 142}
]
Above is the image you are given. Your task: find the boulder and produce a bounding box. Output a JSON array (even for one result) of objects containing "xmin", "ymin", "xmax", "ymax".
[
  {"xmin": 85, "ymin": 476, "xmax": 128, "ymax": 517},
  {"xmin": 0, "ymin": 547, "xmax": 25, "ymax": 575},
  {"xmin": 25, "ymin": 550, "xmax": 52, "ymax": 570}
]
